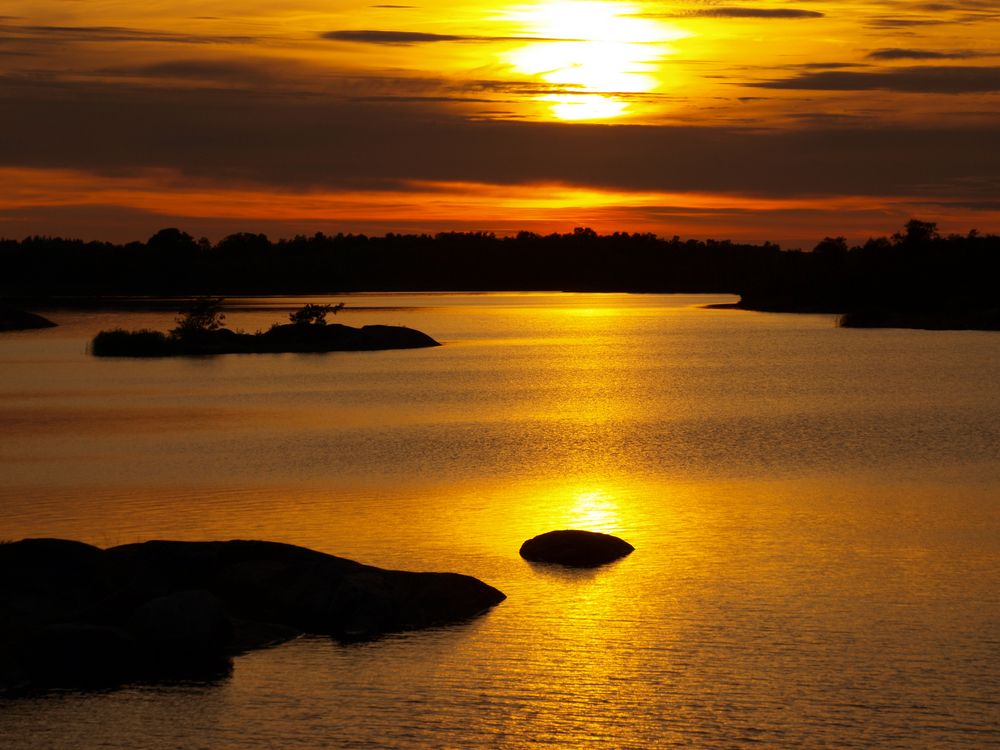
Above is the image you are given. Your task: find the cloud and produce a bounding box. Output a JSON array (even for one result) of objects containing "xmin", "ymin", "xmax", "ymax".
[
  {"xmin": 1, "ymin": 75, "xmax": 998, "ymax": 204},
  {"xmin": 323, "ymin": 30, "xmax": 472, "ymax": 44},
  {"xmin": 798, "ymin": 62, "xmax": 865, "ymax": 69},
  {"xmin": 0, "ymin": 23, "xmax": 257, "ymax": 45},
  {"xmin": 866, "ymin": 48, "xmax": 985, "ymax": 60},
  {"xmin": 755, "ymin": 66, "xmax": 1000, "ymax": 93},
  {"xmin": 321, "ymin": 29, "xmax": 576, "ymax": 44},
  {"xmin": 103, "ymin": 60, "xmax": 279, "ymax": 85},
  {"xmin": 866, "ymin": 17, "xmax": 950, "ymax": 27},
  {"xmin": 865, "ymin": 10, "xmax": 997, "ymax": 28},
  {"xmin": 906, "ymin": 1, "xmax": 1000, "ymax": 10},
  {"xmin": 641, "ymin": 7, "xmax": 823, "ymax": 19},
  {"xmin": 684, "ymin": 7, "xmax": 824, "ymax": 18}
]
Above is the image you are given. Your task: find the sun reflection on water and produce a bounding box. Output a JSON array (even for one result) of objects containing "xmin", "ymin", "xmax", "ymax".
[{"xmin": 566, "ymin": 488, "xmax": 622, "ymax": 530}]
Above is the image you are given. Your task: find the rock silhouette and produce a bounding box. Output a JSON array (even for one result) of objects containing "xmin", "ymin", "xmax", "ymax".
[
  {"xmin": 519, "ymin": 530, "xmax": 634, "ymax": 568},
  {"xmin": 0, "ymin": 538, "xmax": 505, "ymax": 693},
  {"xmin": 0, "ymin": 306, "xmax": 56, "ymax": 332},
  {"xmin": 91, "ymin": 322, "xmax": 440, "ymax": 357}
]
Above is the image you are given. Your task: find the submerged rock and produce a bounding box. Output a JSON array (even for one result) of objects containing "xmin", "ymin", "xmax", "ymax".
[
  {"xmin": 519, "ymin": 530, "xmax": 634, "ymax": 568},
  {"xmin": 0, "ymin": 538, "xmax": 505, "ymax": 692}
]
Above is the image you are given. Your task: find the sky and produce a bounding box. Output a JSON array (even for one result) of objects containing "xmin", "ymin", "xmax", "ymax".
[{"xmin": 1, "ymin": 0, "xmax": 998, "ymax": 246}]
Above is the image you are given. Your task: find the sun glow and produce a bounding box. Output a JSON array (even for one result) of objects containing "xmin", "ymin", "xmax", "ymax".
[
  {"xmin": 503, "ymin": 1, "xmax": 688, "ymax": 121},
  {"xmin": 567, "ymin": 489, "xmax": 623, "ymax": 531}
]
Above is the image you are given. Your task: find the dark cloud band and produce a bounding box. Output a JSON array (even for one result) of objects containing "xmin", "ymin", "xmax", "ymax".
[
  {"xmin": 756, "ymin": 66, "xmax": 1000, "ymax": 93},
  {"xmin": 0, "ymin": 77, "xmax": 997, "ymax": 201},
  {"xmin": 322, "ymin": 30, "xmax": 577, "ymax": 44}
]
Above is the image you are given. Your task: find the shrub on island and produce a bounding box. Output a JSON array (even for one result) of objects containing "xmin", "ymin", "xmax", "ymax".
[{"xmin": 91, "ymin": 328, "xmax": 177, "ymax": 356}]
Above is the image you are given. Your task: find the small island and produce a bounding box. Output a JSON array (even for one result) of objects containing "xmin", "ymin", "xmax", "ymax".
[
  {"xmin": 91, "ymin": 300, "xmax": 440, "ymax": 356},
  {"xmin": 520, "ymin": 530, "xmax": 635, "ymax": 568},
  {"xmin": 0, "ymin": 305, "xmax": 57, "ymax": 332}
]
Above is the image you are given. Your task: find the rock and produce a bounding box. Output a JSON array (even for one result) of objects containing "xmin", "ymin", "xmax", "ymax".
[
  {"xmin": 15, "ymin": 624, "xmax": 138, "ymax": 690},
  {"xmin": 0, "ymin": 306, "xmax": 57, "ymax": 332},
  {"xmin": 108, "ymin": 540, "xmax": 506, "ymax": 639},
  {"xmin": 230, "ymin": 618, "xmax": 301, "ymax": 654},
  {"xmin": 259, "ymin": 323, "xmax": 440, "ymax": 352},
  {"xmin": 91, "ymin": 322, "xmax": 441, "ymax": 356},
  {"xmin": 354, "ymin": 324, "xmax": 441, "ymax": 350},
  {"xmin": 1, "ymin": 538, "xmax": 505, "ymax": 693},
  {"xmin": 519, "ymin": 530, "xmax": 634, "ymax": 568},
  {"xmin": 0, "ymin": 538, "xmax": 114, "ymax": 630},
  {"xmin": 127, "ymin": 590, "xmax": 234, "ymax": 678}
]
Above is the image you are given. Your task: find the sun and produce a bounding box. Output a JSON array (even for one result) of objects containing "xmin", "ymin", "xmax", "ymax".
[{"xmin": 502, "ymin": 1, "xmax": 688, "ymax": 121}]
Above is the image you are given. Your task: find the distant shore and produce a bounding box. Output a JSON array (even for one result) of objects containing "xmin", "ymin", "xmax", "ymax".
[
  {"xmin": 708, "ymin": 301, "xmax": 1000, "ymax": 331},
  {"xmin": 4, "ymin": 220, "xmax": 997, "ymax": 332}
]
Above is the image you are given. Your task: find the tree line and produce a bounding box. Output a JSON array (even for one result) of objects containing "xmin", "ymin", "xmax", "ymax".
[{"xmin": 2, "ymin": 222, "xmax": 998, "ymax": 316}]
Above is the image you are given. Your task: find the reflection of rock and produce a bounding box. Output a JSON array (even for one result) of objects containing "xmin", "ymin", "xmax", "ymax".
[
  {"xmin": 0, "ymin": 538, "xmax": 505, "ymax": 693},
  {"xmin": 0, "ymin": 306, "xmax": 56, "ymax": 332},
  {"xmin": 520, "ymin": 530, "xmax": 634, "ymax": 568}
]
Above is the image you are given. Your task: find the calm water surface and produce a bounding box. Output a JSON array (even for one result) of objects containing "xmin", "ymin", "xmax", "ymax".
[{"xmin": 1, "ymin": 293, "xmax": 998, "ymax": 748}]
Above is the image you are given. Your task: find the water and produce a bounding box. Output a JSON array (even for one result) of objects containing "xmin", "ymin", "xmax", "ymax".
[{"xmin": 1, "ymin": 293, "xmax": 998, "ymax": 748}]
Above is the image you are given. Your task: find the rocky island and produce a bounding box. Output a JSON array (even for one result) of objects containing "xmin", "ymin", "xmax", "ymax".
[
  {"xmin": 91, "ymin": 300, "xmax": 440, "ymax": 356},
  {"xmin": 0, "ymin": 538, "xmax": 506, "ymax": 693}
]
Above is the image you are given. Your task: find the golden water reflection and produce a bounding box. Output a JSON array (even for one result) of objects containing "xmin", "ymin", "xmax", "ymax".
[{"xmin": 565, "ymin": 488, "xmax": 622, "ymax": 532}]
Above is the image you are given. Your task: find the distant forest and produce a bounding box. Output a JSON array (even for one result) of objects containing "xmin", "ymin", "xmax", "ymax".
[{"xmin": 2, "ymin": 221, "xmax": 998, "ymax": 319}]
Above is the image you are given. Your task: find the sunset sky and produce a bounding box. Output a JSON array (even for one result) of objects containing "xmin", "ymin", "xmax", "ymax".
[{"xmin": 1, "ymin": 1, "xmax": 998, "ymax": 245}]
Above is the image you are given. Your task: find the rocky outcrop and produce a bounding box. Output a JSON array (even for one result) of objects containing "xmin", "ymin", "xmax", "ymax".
[
  {"xmin": 519, "ymin": 530, "xmax": 634, "ymax": 568},
  {"xmin": 260, "ymin": 323, "xmax": 440, "ymax": 351},
  {"xmin": 91, "ymin": 323, "xmax": 440, "ymax": 356},
  {"xmin": 0, "ymin": 538, "xmax": 505, "ymax": 693},
  {"xmin": 0, "ymin": 306, "xmax": 56, "ymax": 332}
]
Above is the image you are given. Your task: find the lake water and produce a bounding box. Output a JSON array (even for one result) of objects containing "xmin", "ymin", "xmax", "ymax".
[{"xmin": 1, "ymin": 293, "xmax": 998, "ymax": 748}]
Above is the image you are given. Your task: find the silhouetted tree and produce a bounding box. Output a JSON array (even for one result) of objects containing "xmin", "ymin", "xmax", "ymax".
[
  {"xmin": 172, "ymin": 297, "xmax": 226, "ymax": 337},
  {"xmin": 289, "ymin": 303, "xmax": 344, "ymax": 326},
  {"xmin": 894, "ymin": 219, "xmax": 939, "ymax": 246},
  {"xmin": 814, "ymin": 236, "xmax": 848, "ymax": 256},
  {"xmin": 148, "ymin": 228, "xmax": 198, "ymax": 254}
]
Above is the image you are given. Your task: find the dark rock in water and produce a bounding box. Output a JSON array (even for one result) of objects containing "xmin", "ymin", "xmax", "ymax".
[
  {"xmin": 127, "ymin": 590, "xmax": 234, "ymax": 678},
  {"xmin": 0, "ymin": 538, "xmax": 115, "ymax": 629},
  {"xmin": 260, "ymin": 323, "xmax": 440, "ymax": 352},
  {"xmin": 0, "ymin": 306, "xmax": 57, "ymax": 332},
  {"xmin": 520, "ymin": 530, "xmax": 634, "ymax": 568},
  {"xmin": 0, "ymin": 538, "xmax": 505, "ymax": 693},
  {"xmin": 107, "ymin": 540, "xmax": 505, "ymax": 639},
  {"xmin": 91, "ymin": 322, "xmax": 441, "ymax": 356},
  {"xmin": 17, "ymin": 623, "xmax": 138, "ymax": 690}
]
